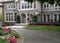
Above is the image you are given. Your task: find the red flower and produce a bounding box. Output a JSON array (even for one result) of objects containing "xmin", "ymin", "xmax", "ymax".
[
  {"xmin": 8, "ymin": 36, "xmax": 17, "ymax": 43},
  {"xmin": 2, "ymin": 28, "xmax": 11, "ymax": 32}
]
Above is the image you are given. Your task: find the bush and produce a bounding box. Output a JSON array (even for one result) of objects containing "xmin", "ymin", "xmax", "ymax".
[
  {"xmin": 0, "ymin": 27, "xmax": 20, "ymax": 43},
  {"xmin": 0, "ymin": 38, "xmax": 10, "ymax": 43},
  {"xmin": 9, "ymin": 30, "xmax": 20, "ymax": 38}
]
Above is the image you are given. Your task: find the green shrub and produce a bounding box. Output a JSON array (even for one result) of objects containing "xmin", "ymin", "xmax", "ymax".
[
  {"xmin": 13, "ymin": 32, "xmax": 20, "ymax": 38},
  {"xmin": 0, "ymin": 38, "xmax": 10, "ymax": 43},
  {"xmin": 10, "ymin": 32, "xmax": 20, "ymax": 38}
]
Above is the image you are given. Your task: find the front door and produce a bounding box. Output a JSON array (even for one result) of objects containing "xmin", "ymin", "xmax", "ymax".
[
  {"xmin": 16, "ymin": 15, "xmax": 20, "ymax": 23},
  {"xmin": 22, "ymin": 14, "xmax": 26, "ymax": 23}
]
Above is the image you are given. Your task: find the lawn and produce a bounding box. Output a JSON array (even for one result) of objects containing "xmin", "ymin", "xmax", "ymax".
[{"xmin": 26, "ymin": 26, "xmax": 60, "ymax": 32}]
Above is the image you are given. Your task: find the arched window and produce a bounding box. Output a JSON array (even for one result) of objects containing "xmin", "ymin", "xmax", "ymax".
[{"xmin": 44, "ymin": 4, "xmax": 46, "ymax": 8}]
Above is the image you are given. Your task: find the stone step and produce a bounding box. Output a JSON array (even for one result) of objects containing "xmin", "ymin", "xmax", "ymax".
[{"xmin": 14, "ymin": 23, "xmax": 29, "ymax": 26}]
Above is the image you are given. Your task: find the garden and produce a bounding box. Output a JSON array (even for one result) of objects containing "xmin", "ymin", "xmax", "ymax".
[{"xmin": 0, "ymin": 27, "xmax": 20, "ymax": 43}]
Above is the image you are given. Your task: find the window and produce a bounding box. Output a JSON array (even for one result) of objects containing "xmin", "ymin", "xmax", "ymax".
[
  {"xmin": 55, "ymin": 4, "xmax": 57, "ymax": 7},
  {"xmin": 28, "ymin": 3, "xmax": 29, "ymax": 8},
  {"xmin": 6, "ymin": 13, "xmax": 8, "ymax": 21},
  {"xmin": 21, "ymin": 2, "xmax": 34, "ymax": 9},
  {"xmin": 44, "ymin": 4, "xmax": 46, "ymax": 8},
  {"xmin": 25, "ymin": 3, "xmax": 27, "ymax": 8},
  {"xmin": 5, "ymin": 13, "xmax": 14, "ymax": 22},
  {"xmin": 22, "ymin": 3, "xmax": 24, "ymax": 9},
  {"xmin": 7, "ymin": 3, "xmax": 16, "ymax": 9},
  {"xmin": 14, "ymin": 13, "xmax": 17, "ymax": 21},
  {"xmin": 34, "ymin": 3, "xmax": 36, "ymax": 8}
]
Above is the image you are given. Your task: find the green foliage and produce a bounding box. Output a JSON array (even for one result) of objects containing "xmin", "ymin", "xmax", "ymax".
[
  {"xmin": 0, "ymin": 38, "xmax": 9, "ymax": 43},
  {"xmin": 12, "ymin": 32, "xmax": 20, "ymax": 38},
  {"xmin": 26, "ymin": 26, "xmax": 60, "ymax": 32},
  {"xmin": 16, "ymin": 15, "xmax": 20, "ymax": 23},
  {"xmin": 0, "ymin": 30, "xmax": 3, "ymax": 36},
  {"xmin": 10, "ymin": 31, "xmax": 20, "ymax": 38},
  {"xmin": 56, "ymin": 0, "xmax": 60, "ymax": 5},
  {"xmin": 0, "ymin": 27, "xmax": 2, "ymax": 30},
  {"xmin": 48, "ymin": 0, "xmax": 55, "ymax": 5},
  {"xmin": 32, "ymin": 15, "xmax": 37, "ymax": 22}
]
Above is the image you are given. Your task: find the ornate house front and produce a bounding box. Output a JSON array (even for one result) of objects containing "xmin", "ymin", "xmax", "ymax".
[{"xmin": 3, "ymin": 0, "xmax": 60, "ymax": 25}]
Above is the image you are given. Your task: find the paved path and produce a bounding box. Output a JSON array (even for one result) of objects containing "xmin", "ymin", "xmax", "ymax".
[{"xmin": 7, "ymin": 26, "xmax": 60, "ymax": 43}]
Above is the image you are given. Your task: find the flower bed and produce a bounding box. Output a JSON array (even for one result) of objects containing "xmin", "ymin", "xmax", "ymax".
[{"xmin": 0, "ymin": 27, "xmax": 20, "ymax": 43}]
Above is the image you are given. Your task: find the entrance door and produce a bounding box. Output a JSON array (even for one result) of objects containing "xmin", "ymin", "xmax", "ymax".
[
  {"xmin": 22, "ymin": 14, "xmax": 26, "ymax": 23},
  {"xmin": 16, "ymin": 15, "xmax": 20, "ymax": 23}
]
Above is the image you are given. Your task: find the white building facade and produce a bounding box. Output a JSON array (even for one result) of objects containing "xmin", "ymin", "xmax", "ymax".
[{"xmin": 4, "ymin": 0, "xmax": 60, "ymax": 24}]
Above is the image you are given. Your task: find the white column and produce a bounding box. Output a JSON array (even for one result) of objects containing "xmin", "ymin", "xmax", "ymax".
[
  {"xmin": 46, "ymin": 15, "xmax": 48, "ymax": 22},
  {"xmin": 26, "ymin": 13, "xmax": 28, "ymax": 23},
  {"xmin": 49, "ymin": 4, "xmax": 50, "ymax": 11},
  {"xmin": 27, "ymin": 3, "xmax": 28, "ymax": 8},
  {"xmin": 20, "ymin": 14, "xmax": 22, "ymax": 23},
  {"xmin": 33, "ymin": 3, "xmax": 34, "ymax": 8},
  {"xmin": 42, "ymin": 15, "xmax": 44, "ymax": 22},
  {"xmin": 4, "ymin": 13, "xmax": 6, "ymax": 22}
]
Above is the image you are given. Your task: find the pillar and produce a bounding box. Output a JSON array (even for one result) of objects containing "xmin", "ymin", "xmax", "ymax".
[
  {"xmin": 20, "ymin": 14, "xmax": 22, "ymax": 23},
  {"xmin": 26, "ymin": 13, "xmax": 28, "ymax": 23}
]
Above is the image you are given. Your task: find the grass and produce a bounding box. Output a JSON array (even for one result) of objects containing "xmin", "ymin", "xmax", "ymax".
[{"xmin": 26, "ymin": 26, "xmax": 60, "ymax": 32}]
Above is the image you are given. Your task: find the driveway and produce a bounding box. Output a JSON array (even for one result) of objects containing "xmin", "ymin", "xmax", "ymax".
[{"xmin": 7, "ymin": 26, "xmax": 60, "ymax": 43}]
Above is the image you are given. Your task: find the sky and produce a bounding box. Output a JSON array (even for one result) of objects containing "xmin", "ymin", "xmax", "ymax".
[{"xmin": 0, "ymin": 0, "xmax": 2, "ymax": 1}]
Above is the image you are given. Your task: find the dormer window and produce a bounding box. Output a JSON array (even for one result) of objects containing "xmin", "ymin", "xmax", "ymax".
[{"xmin": 7, "ymin": 3, "xmax": 16, "ymax": 9}]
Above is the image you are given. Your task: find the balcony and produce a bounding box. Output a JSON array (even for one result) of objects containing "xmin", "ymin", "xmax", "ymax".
[
  {"xmin": 43, "ymin": 7, "xmax": 60, "ymax": 11},
  {"xmin": 19, "ymin": 1, "xmax": 37, "ymax": 11}
]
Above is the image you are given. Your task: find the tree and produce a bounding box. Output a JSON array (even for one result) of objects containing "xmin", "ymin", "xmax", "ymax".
[{"xmin": 48, "ymin": 0, "xmax": 55, "ymax": 4}]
